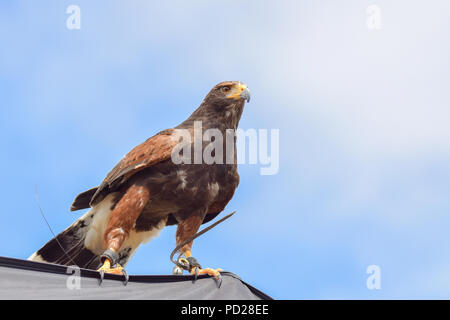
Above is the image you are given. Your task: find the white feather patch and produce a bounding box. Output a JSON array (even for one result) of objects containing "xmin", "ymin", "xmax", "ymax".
[
  {"xmin": 27, "ymin": 252, "xmax": 45, "ymax": 262},
  {"xmin": 208, "ymin": 182, "xmax": 220, "ymax": 198},
  {"xmin": 119, "ymin": 218, "xmax": 167, "ymax": 266},
  {"xmin": 177, "ymin": 170, "xmax": 187, "ymax": 189},
  {"xmin": 83, "ymin": 193, "xmax": 118, "ymax": 254}
]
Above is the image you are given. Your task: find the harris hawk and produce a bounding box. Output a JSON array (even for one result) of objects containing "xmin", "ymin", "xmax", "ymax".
[{"xmin": 29, "ymin": 81, "xmax": 250, "ymax": 280}]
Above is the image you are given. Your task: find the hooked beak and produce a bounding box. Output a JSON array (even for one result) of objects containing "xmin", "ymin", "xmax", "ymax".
[
  {"xmin": 227, "ymin": 83, "xmax": 251, "ymax": 103},
  {"xmin": 241, "ymin": 87, "xmax": 251, "ymax": 103}
]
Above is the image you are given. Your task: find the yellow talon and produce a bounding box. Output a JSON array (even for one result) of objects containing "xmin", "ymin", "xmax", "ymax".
[
  {"xmin": 97, "ymin": 259, "xmax": 124, "ymax": 275},
  {"xmin": 191, "ymin": 267, "xmax": 223, "ymax": 279}
]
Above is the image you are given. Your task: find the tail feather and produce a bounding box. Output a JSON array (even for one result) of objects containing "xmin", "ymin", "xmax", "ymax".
[
  {"xmin": 28, "ymin": 211, "xmax": 102, "ymax": 269},
  {"xmin": 29, "ymin": 192, "xmax": 165, "ymax": 270},
  {"xmin": 29, "ymin": 193, "xmax": 127, "ymax": 270}
]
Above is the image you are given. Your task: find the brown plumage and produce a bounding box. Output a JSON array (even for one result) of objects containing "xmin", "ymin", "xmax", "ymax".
[{"xmin": 29, "ymin": 81, "xmax": 250, "ymax": 277}]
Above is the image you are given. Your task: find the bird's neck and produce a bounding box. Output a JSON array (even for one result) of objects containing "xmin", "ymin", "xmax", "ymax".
[{"xmin": 177, "ymin": 101, "xmax": 244, "ymax": 132}]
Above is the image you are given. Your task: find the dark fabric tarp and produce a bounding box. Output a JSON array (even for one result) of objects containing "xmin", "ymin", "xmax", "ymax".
[{"xmin": 0, "ymin": 256, "xmax": 272, "ymax": 300}]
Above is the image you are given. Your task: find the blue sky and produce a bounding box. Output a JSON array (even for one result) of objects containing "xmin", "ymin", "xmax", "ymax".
[{"xmin": 1, "ymin": 0, "xmax": 450, "ymax": 299}]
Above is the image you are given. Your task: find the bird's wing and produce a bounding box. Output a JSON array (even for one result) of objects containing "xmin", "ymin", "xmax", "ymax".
[{"xmin": 90, "ymin": 128, "xmax": 179, "ymax": 205}]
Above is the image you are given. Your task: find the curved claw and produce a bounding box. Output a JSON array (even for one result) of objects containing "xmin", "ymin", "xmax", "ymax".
[
  {"xmin": 215, "ymin": 273, "xmax": 223, "ymax": 288},
  {"xmin": 193, "ymin": 267, "xmax": 199, "ymax": 282},
  {"xmin": 122, "ymin": 269, "xmax": 129, "ymax": 286},
  {"xmin": 98, "ymin": 270, "xmax": 105, "ymax": 286}
]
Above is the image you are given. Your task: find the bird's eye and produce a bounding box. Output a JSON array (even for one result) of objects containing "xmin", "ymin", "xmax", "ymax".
[{"xmin": 221, "ymin": 86, "xmax": 231, "ymax": 93}]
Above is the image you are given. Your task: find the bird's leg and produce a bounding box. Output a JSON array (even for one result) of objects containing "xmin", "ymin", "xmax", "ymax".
[
  {"xmin": 97, "ymin": 184, "xmax": 150, "ymax": 276},
  {"xmin": 175, "ymin": 214, "xmax": 223, "ymax": 282}
]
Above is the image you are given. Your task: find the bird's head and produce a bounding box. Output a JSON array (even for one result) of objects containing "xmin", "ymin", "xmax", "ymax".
[
  {"xmin": 202, "ymin": 81, "xmax": 250, "ymax": 125},
  {"xmin": 179, "ymin": 81, "xmax": 250, "ymax": 130},
  {"xmin": 204, "ymin": 81, "xmax": 251, "ymax": 107}
]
